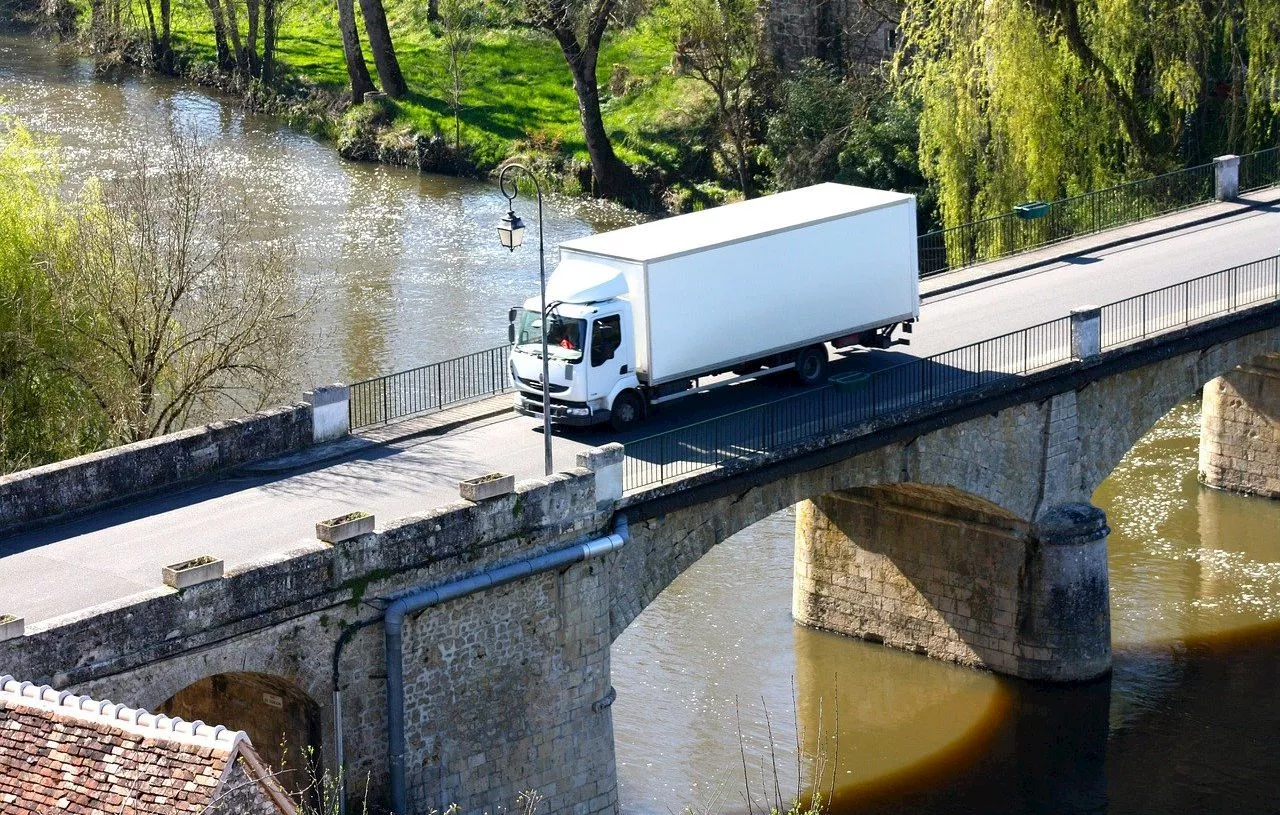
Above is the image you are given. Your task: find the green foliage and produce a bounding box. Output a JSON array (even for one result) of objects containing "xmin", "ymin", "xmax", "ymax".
[
  {"xmin": 0, "ymin": 120, "xmax": 107, "ymax": 472},
  {"xmin": 765, "ymin": 59, "xmax": 858, "ymax": 190},
  {"xmin": 897, "ymin": 0, "xmax": 1280, "ymax": 229}
]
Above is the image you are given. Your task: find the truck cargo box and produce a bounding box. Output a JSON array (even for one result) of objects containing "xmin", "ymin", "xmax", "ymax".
[{"xmin": 555, "ymin": 183, "xmax": 918, "ymax": 385}]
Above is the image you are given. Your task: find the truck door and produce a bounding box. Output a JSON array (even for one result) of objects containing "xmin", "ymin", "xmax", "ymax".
[{"xmin": 588, "ymin": 314, "xmax": 628, "ymax": 399}]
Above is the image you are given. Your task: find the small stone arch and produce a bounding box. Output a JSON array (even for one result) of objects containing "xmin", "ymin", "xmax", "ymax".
[
  {"xmin": 159, "ymin": 671, "xmax": 322, "ymax": 796},
  {"xmin": 1076, "ymin": 332, "xmax": 1280, "ymax": 498}
]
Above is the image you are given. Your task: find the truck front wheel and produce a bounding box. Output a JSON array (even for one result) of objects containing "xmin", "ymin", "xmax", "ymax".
[
  {"xmin": 793, "ymin": 345, "xmax": 828, "ymax": 386},
  {"xmin": 609, "ymin": 390, "xmax": 645, "ymax": 432}
]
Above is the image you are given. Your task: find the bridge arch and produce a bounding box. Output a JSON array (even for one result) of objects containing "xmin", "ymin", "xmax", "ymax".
[{"xmin": 158, "ymin": 671, "xmax": 322, "ymax": 796}]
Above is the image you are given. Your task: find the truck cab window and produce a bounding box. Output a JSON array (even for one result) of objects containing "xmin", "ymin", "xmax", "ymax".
[{"xmin": 591, "ymin": 316, "xmax": 622, "ymax": 367}]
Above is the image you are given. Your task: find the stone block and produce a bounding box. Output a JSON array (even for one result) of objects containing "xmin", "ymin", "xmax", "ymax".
[
  {"xmin": 161, "ymin": 556, "xmax": 224, "ymax": 589},
  {"xmin": 304, "ymin": 384, "xmax": 350, "ymax": 443},
  {"xmin": 1214, "ymin": 154, "xmax": 1240, "ymax": 200},
  {"xmin": 459, "ymin": 472, "xmax": 516, "ymax": 502},
  {"xmin": 0, "ymin": 615, "xmax": 24, "ymax": 642}
]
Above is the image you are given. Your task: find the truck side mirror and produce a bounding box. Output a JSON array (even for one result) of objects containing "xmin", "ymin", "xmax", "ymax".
[{"xmin": 508, "ymin": 308, "xmax": 518, "ymax": 344}]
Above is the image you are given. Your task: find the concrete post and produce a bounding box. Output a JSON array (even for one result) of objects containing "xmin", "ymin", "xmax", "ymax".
[
  {"xmin": 1019, "ymin": 502, "xmax": 1112, "ymax": 682},
  {"xmin": 1070, "ymin": 306, "xmax": 1102, "ymax": 361},
  {"xmin": 1199, "ymin": 353, "xmax": 1280, "ymax": 498},
  {"xmin": 577, "ymin": 443, "xmax": 625, "ymax": 508},
  {"xmin": 304, "ymin": 384, "xmax": 350, "ymax": 444},
  {"xmin": 1214, "ymin": 154, "xmax": 1241, "ymax": 201}
]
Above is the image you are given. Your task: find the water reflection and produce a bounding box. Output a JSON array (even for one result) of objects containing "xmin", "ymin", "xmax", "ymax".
[
  {"xmin": 614, "ymin": 398, "xmax": 1280, "ymax": 815},
  {"xmin": 0, "ymin": 31, "xmax": 640, "ymax": 392}
]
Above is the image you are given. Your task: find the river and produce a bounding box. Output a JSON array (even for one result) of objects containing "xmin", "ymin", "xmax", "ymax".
[{"xmin": 4, "ymin": 31, "xmax": 1279, "ymax": 815}]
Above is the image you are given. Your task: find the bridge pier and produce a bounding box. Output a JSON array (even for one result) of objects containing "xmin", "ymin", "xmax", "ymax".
[
  {"xmin": 1199, "ymin": 352, "xmax": 1280, "ymax": 498},
  {"xmin": 793, "ymin": 486, "xmax": 1110, "ymax": 682}
]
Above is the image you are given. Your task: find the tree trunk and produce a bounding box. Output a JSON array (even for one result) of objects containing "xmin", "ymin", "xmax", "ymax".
[
  {"xmin": 561, "ymin": 36, "xmax": 640, "ymax": 203},
  {"xmin": 357, "ymin": 0, "xmax": 408, "ymax": 97},
  {"xmin": 246, "ymin": 0, "xmax": 260, "ymax": 76},
  {"xmin": 224, "ymin": 0, "xmax": 246, "ymax": 76},
  {"xmin": 204, "ymin": 0, "xmax": 233, "ymax": 71},
  {"xmin": 337, "ymin": 0, "xmax": 377, "ymax": 99},
  {"xmin": 428, "ymin": 0, "xmax": 438, "ymax": 21},
  {"xmin": 159, "ymin": 0, "xmax": 172, "ymax": 67},
  {"xmin": 262, "ymin": 0, "xmax": 277, "ymax": 83}
]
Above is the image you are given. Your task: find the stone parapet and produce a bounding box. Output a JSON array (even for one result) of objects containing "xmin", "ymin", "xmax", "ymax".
[
  {"xmin": 0, "ymin": 403, "xmax": 313, "ymax": 534},
  {"xmin": 1199, "ymin": 352, "xmax": 1280, "ymax": 498}
]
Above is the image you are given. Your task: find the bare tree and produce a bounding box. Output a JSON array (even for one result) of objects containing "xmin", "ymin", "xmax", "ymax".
[
  {"xmin": 667, "ymin": 0, "xmax": 763, "ymax": 196},
  {"xmin": 437, "ymin": 0, "xmax": 483, "ymax": 146},
  {"xmin": 51, "ymin": 132, "xmax": 305, "ymax": 442}
]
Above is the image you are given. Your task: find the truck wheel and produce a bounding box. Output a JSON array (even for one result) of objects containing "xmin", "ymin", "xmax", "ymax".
[
  {"xmin": 610, "ymin": 391, "xmax": 645, "ymax": 432},
  {"xmin": 793, "ymin": 345, "xmax": 828, "ymax": 386}
]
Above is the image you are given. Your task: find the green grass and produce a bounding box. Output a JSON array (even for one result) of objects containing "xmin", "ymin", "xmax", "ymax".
[{"xmin": 155, "ymin": 0, "xmax": 711, "ymax": 176}]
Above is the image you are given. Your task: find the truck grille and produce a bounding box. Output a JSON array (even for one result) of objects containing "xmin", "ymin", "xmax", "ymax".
[{"xmin": 517, "ymin": 377, "xmax": 569, "ymax": 394}]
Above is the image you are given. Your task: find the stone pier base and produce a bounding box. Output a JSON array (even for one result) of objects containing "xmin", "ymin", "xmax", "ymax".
[
  {"xmin": 1200, "ymin": 353, "xmax": 1280, "ymax": 498},
  {"xmin": 793, "ymin": 486, "xmax": 1111, "ymax": 682}
]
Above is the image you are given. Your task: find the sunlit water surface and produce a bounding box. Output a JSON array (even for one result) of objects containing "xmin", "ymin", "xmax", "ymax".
[{"xmin": 4, "ymin": 31, "xmax": 1280, "ymax": 815}]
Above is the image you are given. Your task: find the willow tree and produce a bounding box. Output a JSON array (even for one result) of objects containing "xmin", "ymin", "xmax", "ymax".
[{"xmin": 897, "ymin": 0, "xmax": 1280, "ymax": 229}]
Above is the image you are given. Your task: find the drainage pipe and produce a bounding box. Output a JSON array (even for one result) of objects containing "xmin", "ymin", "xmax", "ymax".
[{"xmin": 384, "ymin": 515, "xmax": 629, "ymax": 815}]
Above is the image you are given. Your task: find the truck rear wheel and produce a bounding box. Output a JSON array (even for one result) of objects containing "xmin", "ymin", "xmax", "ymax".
[
  {"xmin": 793, "ymin": 345, "xmax": 828, "ymax": 386},
  {"xmin": 609, "ymin": 390, "xmax": 645, "ymax": 432}
]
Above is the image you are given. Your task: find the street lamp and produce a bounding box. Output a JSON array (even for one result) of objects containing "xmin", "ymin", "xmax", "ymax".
[{"xmin": 497, "ymin": 163, "xmax": 553, "ymax": 476}]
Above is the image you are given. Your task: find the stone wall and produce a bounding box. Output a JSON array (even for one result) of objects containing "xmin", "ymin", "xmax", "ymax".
[
  {"xmin": 0, "ymin": 464, "xmax": 618, "ymax": 815},
  {"xmin": 792, "ymin": 488, "xmax": 1111, "ymax": 681},
  {"xmin": 766, "ymin": 0, "xmax": 899, "ymax": 70},
  {"xmin": 0, "ymin": 403, "xmax": 313, "ymax": 534},
  {"xmin": 1199, "ymin": 352, "xmax": 1280, "ymax": 497}
]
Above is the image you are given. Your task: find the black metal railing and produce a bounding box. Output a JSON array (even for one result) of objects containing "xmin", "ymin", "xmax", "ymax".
[
  {"xmin": 624, "ymin": 254, "xmax": 1280, "ymax": 492},
  {"xmin": 1239, "ymin": 146, "xmax": 1280, "ymax": 193},
  {"xmin": 1101, "ymin": 255, "xmax": 1280, "ymax": 349},
  {"xmin": 917, "ymin": 163, "xmax": 1216, "ymax": 277},
  {"xmin": 348, "ymin": 344, "xmax": 512, "ymax": 430}
]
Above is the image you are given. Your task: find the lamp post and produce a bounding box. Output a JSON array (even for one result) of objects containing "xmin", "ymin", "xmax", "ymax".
[{"xmin": 497, "ymin": 163, "xmax": 553, "ymax": 476}]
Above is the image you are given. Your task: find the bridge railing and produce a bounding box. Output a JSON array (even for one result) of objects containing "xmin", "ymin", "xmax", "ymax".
[
  {"xmin": 1101, "ymin": 255, "xmax": 1280, "ymax": 349},
  {"xmin": 348, "ymin": 344, "xmax": 512, "ymax": 431},
  {"xmin": 917, "ymin": 163, "xmax": 1217, "ymax": 277},
  {"xmin": 1240, "ymin": 146, "xmax": 1280, "ymax": 193},
  {"xmin": 624, "ymin": 254, "xmax": 1280, "ymax": 493}
]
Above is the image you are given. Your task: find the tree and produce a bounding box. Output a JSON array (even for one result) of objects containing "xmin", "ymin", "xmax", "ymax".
[
  {"xmin": 50, "ymin": 132, "xmax": 305, "ymax": 442},
  {"xmin": 437, "ymin": 0, "xmax": 484, "ymax": 147},
  {"xmin": 666, "ymin": 0, "xmax": 763, "ymax": 196},
  {"xmin": 358, "ymin": 0, "xmax": 409, "ymax": 97},
  {"xmin": 337, "ymin": 0, "xmax": 377, "ymax": 100},
  {"xmin": 522, "ymin": 0, "xmax": 642, "ymax": 203},
  {"xmin": 0, "ymin": 121, "xmax": 105, "ymax": 472},
  {"xmin": 766, "ymin": 58, "xmax": 859, "ymax": 190},
  {"xmin": 897, "ymin": 0, "xmax": 1280, "ymax": 230}
]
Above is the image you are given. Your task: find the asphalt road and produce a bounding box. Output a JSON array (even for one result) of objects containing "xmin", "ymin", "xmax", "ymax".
[{"xmin": 3, "ymin": 196, "xmax": 1279, "ymax": 626}]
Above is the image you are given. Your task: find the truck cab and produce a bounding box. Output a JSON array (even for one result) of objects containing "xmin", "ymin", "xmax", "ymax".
[{"xmin": 509, "ymin": 270, "xmax": 643, "ymax": 430}]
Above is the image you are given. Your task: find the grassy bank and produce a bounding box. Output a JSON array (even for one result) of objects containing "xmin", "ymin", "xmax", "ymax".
[{"xmin": 144, "ymin": 0, "xmax": 719, "ymax": 205}]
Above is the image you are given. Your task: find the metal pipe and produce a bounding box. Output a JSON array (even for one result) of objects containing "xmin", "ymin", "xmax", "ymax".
[{"xmin": 385, "ymin": 515, "xmax": 628, "ymax": 815}]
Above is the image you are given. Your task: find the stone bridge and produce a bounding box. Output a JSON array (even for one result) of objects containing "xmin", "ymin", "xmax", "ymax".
[{"xmin": 0, "ymin": 274, "xmax": 1276, "ymax": 815}]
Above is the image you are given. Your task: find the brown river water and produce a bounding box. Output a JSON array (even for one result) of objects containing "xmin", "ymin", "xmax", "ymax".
[{"xmin": 3, "ymin": 32, "xmax": 1279, "ymax": 815}]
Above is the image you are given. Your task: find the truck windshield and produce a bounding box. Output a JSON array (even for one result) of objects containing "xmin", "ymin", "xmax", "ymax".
[{"xmin": 514, "ymin": 309, "xmax": 586, "ymax": 363}]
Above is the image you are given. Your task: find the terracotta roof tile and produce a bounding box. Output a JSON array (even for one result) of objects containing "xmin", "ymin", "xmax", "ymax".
[{"xmin": 0, "ymin": 676, "xmax": 265, "ymax": 815}]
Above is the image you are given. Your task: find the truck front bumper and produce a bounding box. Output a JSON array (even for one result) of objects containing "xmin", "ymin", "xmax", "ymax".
[{"xmin": 514, "ymin": 391, "xmax": 609, "ymax": 427}]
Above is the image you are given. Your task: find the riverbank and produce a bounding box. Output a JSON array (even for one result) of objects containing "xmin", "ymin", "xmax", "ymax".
[{"xmin": 18, "ymin": 0, "xmax": 726, "ymax": 213}]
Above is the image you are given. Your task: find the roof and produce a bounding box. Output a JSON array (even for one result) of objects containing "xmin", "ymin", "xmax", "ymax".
[
  {"xmin": 558, "ymin": 183, "xmax": 914, "ymax": 263},
  {"xmin": 0, "ymin": 676, "xmax": 294, "ymax": 815}
]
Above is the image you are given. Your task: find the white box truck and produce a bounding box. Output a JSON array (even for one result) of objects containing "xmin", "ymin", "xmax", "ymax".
[{"xmin": 508, "ymin": 182, "xmax": 919, "ymax": 430}]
